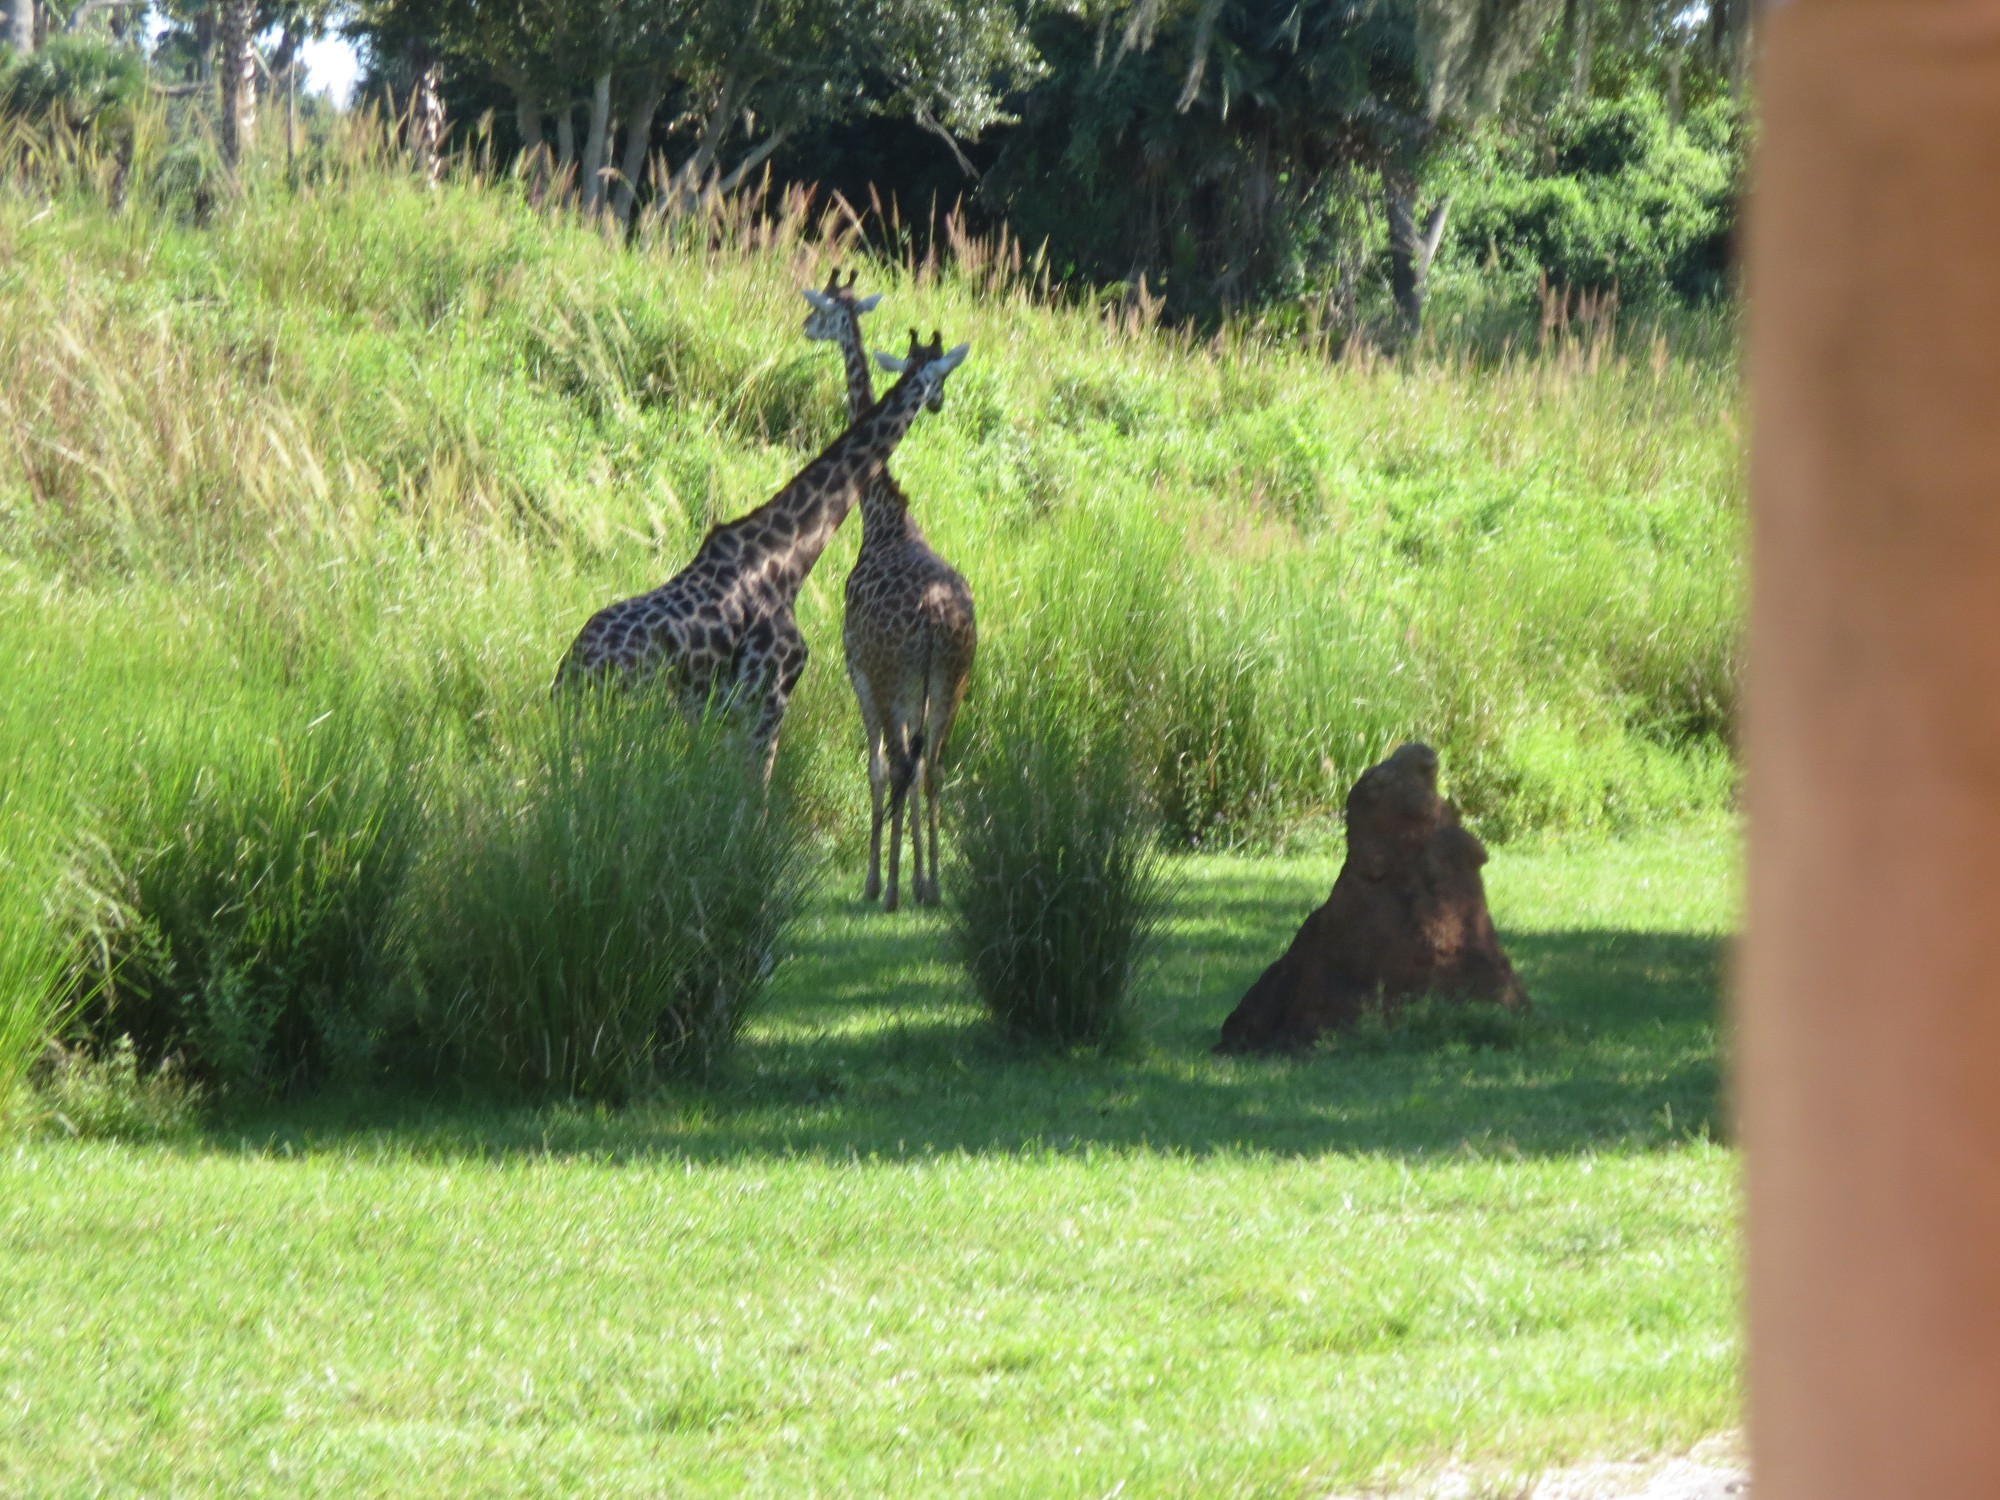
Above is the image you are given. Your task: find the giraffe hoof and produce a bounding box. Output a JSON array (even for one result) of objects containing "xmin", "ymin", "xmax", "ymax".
[{"xmin": 883, "ymin": 890, "xmax": 900, "ymax": 914}]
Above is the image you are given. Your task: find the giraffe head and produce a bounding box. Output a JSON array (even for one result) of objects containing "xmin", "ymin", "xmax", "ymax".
[
  {"xmin": 874, "ymin": 328, "xmax": 967, "ymax": 413},
  {"xmin": 801, "ymin": 268, "xmax": 882, "ymax": 345}
]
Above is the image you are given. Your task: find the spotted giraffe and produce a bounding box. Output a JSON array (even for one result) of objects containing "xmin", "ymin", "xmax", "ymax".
[
  {"xmin": 803, "ymin": 274, "xmax": 977, "ymax": 910},
  {"xmin": 554, "ymin": 329, "xmax": 970, "ymax": 776}
]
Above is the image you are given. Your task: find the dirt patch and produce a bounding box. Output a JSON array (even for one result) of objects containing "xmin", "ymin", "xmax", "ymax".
[{"xmin": 1326, "ymin": 1432, "xmax": 1749, "ymax": 1500}]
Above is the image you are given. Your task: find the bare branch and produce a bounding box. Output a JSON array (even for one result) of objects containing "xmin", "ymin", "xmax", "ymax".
[{"xmin": 914, "ymin": 103, "xmax": 979, "ymax": 180}]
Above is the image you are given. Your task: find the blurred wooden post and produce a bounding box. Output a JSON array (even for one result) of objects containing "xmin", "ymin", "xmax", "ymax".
[{"xmin": 1746, "ymin": 3, "xmax": 2000, "ymax": 1497}]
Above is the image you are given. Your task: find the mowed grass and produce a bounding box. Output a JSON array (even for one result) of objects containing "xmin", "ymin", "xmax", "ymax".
[{"xmin": 0, "ymin": 826, "xmax": 1740, "ymax": 1498}]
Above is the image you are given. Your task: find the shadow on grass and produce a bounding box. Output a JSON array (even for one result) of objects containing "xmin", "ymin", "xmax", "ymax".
[{"xmin": 210, "ymin": 863, "xmax": 1730, "ymax": 1165}]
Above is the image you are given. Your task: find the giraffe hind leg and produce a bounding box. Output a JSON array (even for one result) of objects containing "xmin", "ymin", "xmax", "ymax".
[
  {"xmin": 883, "ymin": 724, "xmax": 919, "ymax": 915},
  {"xmin": 851, "ymin": 667, "xmax": 889, "ymax": 903},
  {"xmin": 917, "ymin": 647, "xmax": 970, "ymax": 907}
]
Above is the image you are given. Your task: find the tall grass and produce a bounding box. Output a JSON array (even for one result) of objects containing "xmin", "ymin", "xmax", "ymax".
[
  {"xmin": 66, "ymin": 703, "xmax": 421, "ymax": 1096},
  {"xmin": 0, "ymin": 116, "xmax": 1743, "ymax": 1102},
  {"xmin": 948, "ymin": 674, "xmax": 1169, "ymax": 1049},
  {"xmin": 405, "ymin": 699, "xmax": 816, "ymax": 1101}
]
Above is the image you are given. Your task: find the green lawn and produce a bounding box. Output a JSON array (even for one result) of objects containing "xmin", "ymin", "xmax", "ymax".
[{"xmin": 0, "ymin": 826, "xmax": 1739, "ymax": 1498}]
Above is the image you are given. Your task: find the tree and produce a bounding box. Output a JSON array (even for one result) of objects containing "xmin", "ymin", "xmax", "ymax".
[
  {"xmin": 985, "ymin": 0, "xmax": 1446, "ymax": 325},
  {"xmin": 352, "ymin": 0, "xmax": 1043, "ymax": 223}
]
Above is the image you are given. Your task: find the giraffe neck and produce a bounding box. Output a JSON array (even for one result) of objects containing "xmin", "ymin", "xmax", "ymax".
[
  {"xmin": 831, "ymin": 308, "xmax": 919, "ymax": 547},
  {"xmin": 833, "ymin": 307, "xmax": 875, "ymax": 424},
  {"xmin": 858, "ymin": 472, "xmax": 923, "ymax": 549},
  {"xmin": 735, "ymin": 368, "xmax": 931, "ymax": 597}
]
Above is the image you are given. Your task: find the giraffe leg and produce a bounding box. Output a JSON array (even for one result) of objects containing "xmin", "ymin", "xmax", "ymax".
[
  {"xmin": 883, "ymin": 723, "xmax": 918, "ymax": 915},
  {"xmin": 920, "ymin": 756, "xmax": 943, "ymax": 906},
  {"xmin": 746, "ymin": 618, "xmax": 808, "ymax": 783},
  {"xmin": 905, "ymin": 755, "xmax": 927, "ymax": 907},
  {"xmin": 849, "ymin": 666, "xmax": 889, "ymax": 903},
  {"xmin": 918, "ymin": 648, "xmax": 970, "ymax": 907}
]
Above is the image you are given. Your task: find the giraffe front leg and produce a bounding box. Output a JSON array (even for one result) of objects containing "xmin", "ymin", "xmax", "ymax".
[{"xmin": 745, "ymin": 620, "xmax": 808, "ymax": 783}]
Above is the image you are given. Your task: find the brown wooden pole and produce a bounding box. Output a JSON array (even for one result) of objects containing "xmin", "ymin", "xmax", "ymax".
[{"xmin": 1746, "ymin": 3, "xmax": 2000, "ymax": 1496}]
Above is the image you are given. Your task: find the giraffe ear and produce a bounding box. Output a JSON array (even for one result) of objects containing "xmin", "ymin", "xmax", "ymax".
[
  {"xmin": 933, "ymin": 343, "xmax": 969, "ymax": 378},
  {"xmin": 873, "ymin": 351, "xmax": 911, "ymax": 373},
  {"xmin": 802, "ymin": 288, "xmax": 836, "ymax": 311},
  {"xmin": 854, "ymin": 293, "xmax": 883, "ymax": 314}
]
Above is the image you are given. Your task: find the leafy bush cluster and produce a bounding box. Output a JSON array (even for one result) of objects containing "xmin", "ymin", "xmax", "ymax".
[
  {"xmin": 1441, "ymin": 93, "xmax": 1743, "ymax": 307},
  {"xmin": 949, "ymin": 655, "xmax": 1169, "ymax": 1051},
  {"xmin": 0, "ymin": 37, "xmax": 147, "ymax": 136},
  {"xmin": 62, "ymin": 696, "xmax": 815, "ymax": 1106}
]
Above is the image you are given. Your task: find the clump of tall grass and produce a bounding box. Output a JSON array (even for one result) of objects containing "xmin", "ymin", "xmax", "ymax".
[
  {"xmin": 403, "ymin": 696, "xmax": 817, "ymax": 1102},
  {"xmin": 66, "ymin": 706, "xmax": 422, "ymax": 1097},
  {"xmin": 947, "ymin": 661, "xmax": 1169, "ymax": 1050},
  {"xmin": 0, "ymin": 855, "xmax": 75, "ymax": 1116}
]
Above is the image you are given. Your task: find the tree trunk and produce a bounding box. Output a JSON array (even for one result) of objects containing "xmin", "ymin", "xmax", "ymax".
[
  {"xmin": 410, "ymin": 57, "xmax": 446, "ymax": 186},
  {"xmin": 611, "ymin": 77, "xmax": 665, "ymax": 227},
  {"xmin": 1386, "ymin": 174, "xmax": 1451, "ymax": 337},
  {"xmin": 216, "ymin": 0, "xmax": 253, "ymax": 171},
  {"xmin": 9, "ymin": 0, "xmax": 34, "ymax": 56},
  {"xmin": 667, "ymin": 75, "xmax": 737, "ymax": 214},
  {"xmin": 515, "ymin": 90, "xmax": 549, "ymax": 201},
  {"xmin": 579, "ymin": 71, "xmax": 613, "ymax": 216},
  {"xmin": 717, "ymin": 129, "xmax": 788, "ymax": 195},
  {"xmin": 554, "ymin": 106, "xmax": 576, "ymax": 201},
  {"xmin": 1568, "ymin": 0, "xmax": 1600, "ymax": 101}
]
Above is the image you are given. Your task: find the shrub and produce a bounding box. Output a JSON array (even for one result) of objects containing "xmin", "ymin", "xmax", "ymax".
[
  {"xmin": 33, "ymin": 1037, "xmax": 202, "ymax": 1140},
  {"xmin": 404, "ymin": 698, "xmax": 816, "ymax": 1101},
  {"xmin": 67, "ymin": 708, "xmax": 422, "ymax": 1098},
  {"xmin": 1442, "ymin": 93, "xmax": 1741, "ymax": 306},
  {"xmin": 947, "ymin": 668, "xmax": 1169, "ymax": 1049},
  {"xmin": 0, "ymin": 36, "xmax": 147, "ymax": 136}
]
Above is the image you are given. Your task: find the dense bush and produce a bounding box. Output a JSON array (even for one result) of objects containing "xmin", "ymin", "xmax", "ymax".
[
  {"xmin": 404, "ymin": 700, "xmax": 817, "ymax": 1101},
  {"xmin": 0, "ymin": 36, "xmax": 147, "ymax": 136},
  {"xmin": 948, "ymin": 654, "xmax": 1169, "ymax": 1049},
  {"xmin": 68, "ymin": 708, "xmax": 422, "ymax": 1097},
  {"xmin": 1441, "ymin": 93, "xmax": 1742, "ymax": 306}
]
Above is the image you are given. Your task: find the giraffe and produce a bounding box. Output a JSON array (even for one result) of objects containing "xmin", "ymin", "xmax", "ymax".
[
  {"xmin": 803, "ymin": 274, "xmax": 977, "ymax": 911},
  {"xmin": 554, "ymin": 329, "xmax": 970, "ymax": 777}
]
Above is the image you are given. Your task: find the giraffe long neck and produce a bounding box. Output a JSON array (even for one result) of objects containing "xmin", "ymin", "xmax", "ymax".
[
  {"xmin": 745, "ymin": 369, "xmax": 932, "ymax": 598},
  {"xmin": 834, "ymin": 309, "xmax": 875, "ymax": 424},
  {"xmin": 833, "ymin": 309, "xmax": 912, "ymax": 544}
]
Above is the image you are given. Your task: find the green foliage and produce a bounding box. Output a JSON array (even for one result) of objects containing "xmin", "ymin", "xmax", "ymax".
[
  {"xmin": 32, "ymin": 1037, "xmax": 203, "ymax": 1141},
  {"xmin": 1440, "ymin": 92, "xmax": 1742, "ymax": 305},
  {"xmin": 0, "ymin": 36, "xmax": 147, "ymax": 135},
  {"xmin": 68, "ymin": 708, "xmax": 423, "ymax": 1098},
  {"xmin": 984, "ymin": 2, "xmax": 1428, "ymax": 318},
  {"xmin": 948, "ymin": 657, "xmax": 1168, "ymax": 1049},
  {"xmin": 405, "ymin": 700, "xmax": 817, "ymax": 1101}
]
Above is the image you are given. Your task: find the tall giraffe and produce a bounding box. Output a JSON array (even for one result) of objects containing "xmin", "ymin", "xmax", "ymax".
[
  {"xmin": 803, "ymin": 274, "xmax": 977, "ymax": 911},
  {"xmin": 554, "ymin": 330, "xmax": 969, "ymax": 776}
]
